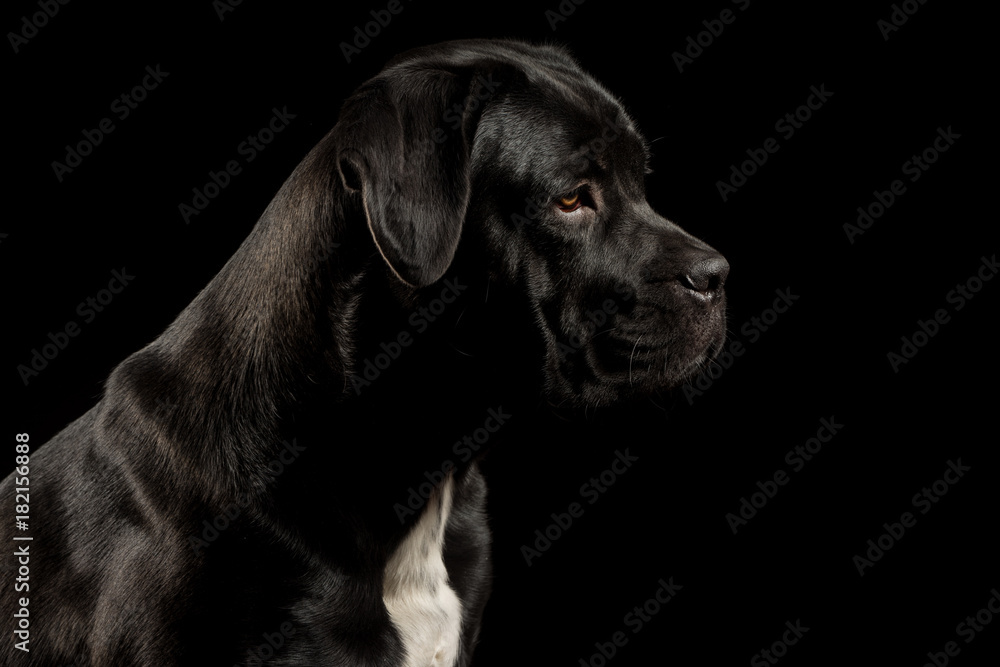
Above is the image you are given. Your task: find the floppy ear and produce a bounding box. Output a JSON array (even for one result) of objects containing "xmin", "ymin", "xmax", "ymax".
[{"xmin": 334, "ymin": 67, "xmax": 491, "ymax": 288}]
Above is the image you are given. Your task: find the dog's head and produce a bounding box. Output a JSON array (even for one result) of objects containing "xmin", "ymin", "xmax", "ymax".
[{"xmin": 333, "ymin": 39, "xmax": 728, "ymax": 407}]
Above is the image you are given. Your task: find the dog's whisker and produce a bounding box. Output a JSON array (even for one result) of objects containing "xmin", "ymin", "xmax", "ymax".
[
  {"xmin": 448, "ymin": 343, "xmax": 475, "ymax": 358},
  {"xmin": 629, "ymin": 335, "xmax": 643, "ymax": 385}
]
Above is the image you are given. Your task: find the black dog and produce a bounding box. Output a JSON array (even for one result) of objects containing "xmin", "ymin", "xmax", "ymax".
[{"xmin": 1, "ymin": 39, "xmax": 727, "ymax": 665}]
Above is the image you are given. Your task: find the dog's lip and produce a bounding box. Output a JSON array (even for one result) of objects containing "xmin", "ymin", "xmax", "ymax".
[
  {"xmin": 601, "ymin": 332, "xmax": 672, "ymax": 355},
  {"xmin": 595, "ymin": 335, "xmax": 675, "ymax": 379},
  {"xmin": 587, "ymin": 318, "xmax": 727, "ymax": 383}
]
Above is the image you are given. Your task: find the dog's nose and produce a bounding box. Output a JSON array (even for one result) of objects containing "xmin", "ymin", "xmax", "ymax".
[{"xmin": 681, "ymin": 252, "xmax": 729, "ymax": 294}]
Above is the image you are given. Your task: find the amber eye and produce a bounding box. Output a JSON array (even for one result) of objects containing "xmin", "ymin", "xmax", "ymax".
[{"xmin": 557, "ymin": 191, "xmax": 582, "ymax": 212}]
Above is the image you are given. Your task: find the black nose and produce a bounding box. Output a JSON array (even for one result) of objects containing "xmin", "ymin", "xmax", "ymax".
[{"xmin": 681, "ymin": 252, "xmax": 729, "ymax": 294}]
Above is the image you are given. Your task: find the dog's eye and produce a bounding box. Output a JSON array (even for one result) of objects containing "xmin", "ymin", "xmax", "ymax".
[{"xmin": 557, "ymin": 191, "xmax": 582, "ymax": 212}]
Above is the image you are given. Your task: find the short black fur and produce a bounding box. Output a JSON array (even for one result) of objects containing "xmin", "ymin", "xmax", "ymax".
[{"xmin": 1, "ymin": 39, "xmax": 727, "ymax": 665}]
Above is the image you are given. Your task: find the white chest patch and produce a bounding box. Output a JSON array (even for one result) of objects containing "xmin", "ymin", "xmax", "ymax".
[{"xmin": 383, "ymin": 473, "xmax": 463, "ymax": 667}]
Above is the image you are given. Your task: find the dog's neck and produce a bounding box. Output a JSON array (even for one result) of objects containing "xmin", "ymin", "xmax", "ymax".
[
  {"xmin": 97, "ymin": 133, "xmax": 528, "ymax": 556},
  {"xmin": 100, "ymin": 138, "xmax": 387, "ymax": 505}
]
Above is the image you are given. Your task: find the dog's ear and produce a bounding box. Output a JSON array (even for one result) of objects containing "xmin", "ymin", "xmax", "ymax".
[{"xmin": 334, "ymin": 67, "xmax": 495, "ymax": 288}]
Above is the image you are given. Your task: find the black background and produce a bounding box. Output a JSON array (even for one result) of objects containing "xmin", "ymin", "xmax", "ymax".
[{"xmin": 3, "ymin": 0, "xmax": 997, "ymax": 665}]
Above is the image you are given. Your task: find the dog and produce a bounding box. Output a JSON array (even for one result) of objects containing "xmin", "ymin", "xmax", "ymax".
[{"xmin": 1, "ymin": 39, "xmax": 727, "ymax": 665}]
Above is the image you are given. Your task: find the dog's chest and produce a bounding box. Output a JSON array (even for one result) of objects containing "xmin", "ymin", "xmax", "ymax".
[{"xmin": 383, "ymin": 474, "xmax": 462, "ymax": 667}]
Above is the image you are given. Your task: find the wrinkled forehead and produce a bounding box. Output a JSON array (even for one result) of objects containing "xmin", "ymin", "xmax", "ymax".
[{"xmin": 473, "ymin": 72, "xmax": 650, "ymax": 197}]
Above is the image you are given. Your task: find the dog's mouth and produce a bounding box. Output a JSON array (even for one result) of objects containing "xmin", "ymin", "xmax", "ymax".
[{"xmin": 544, "ymin": 295, "xmax": 727, "ymax": 406}]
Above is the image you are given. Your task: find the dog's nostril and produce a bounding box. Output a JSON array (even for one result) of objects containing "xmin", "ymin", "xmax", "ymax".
[{"xmin": 682, "ymin": 255, "xmax": 729, "ymax": 293}]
